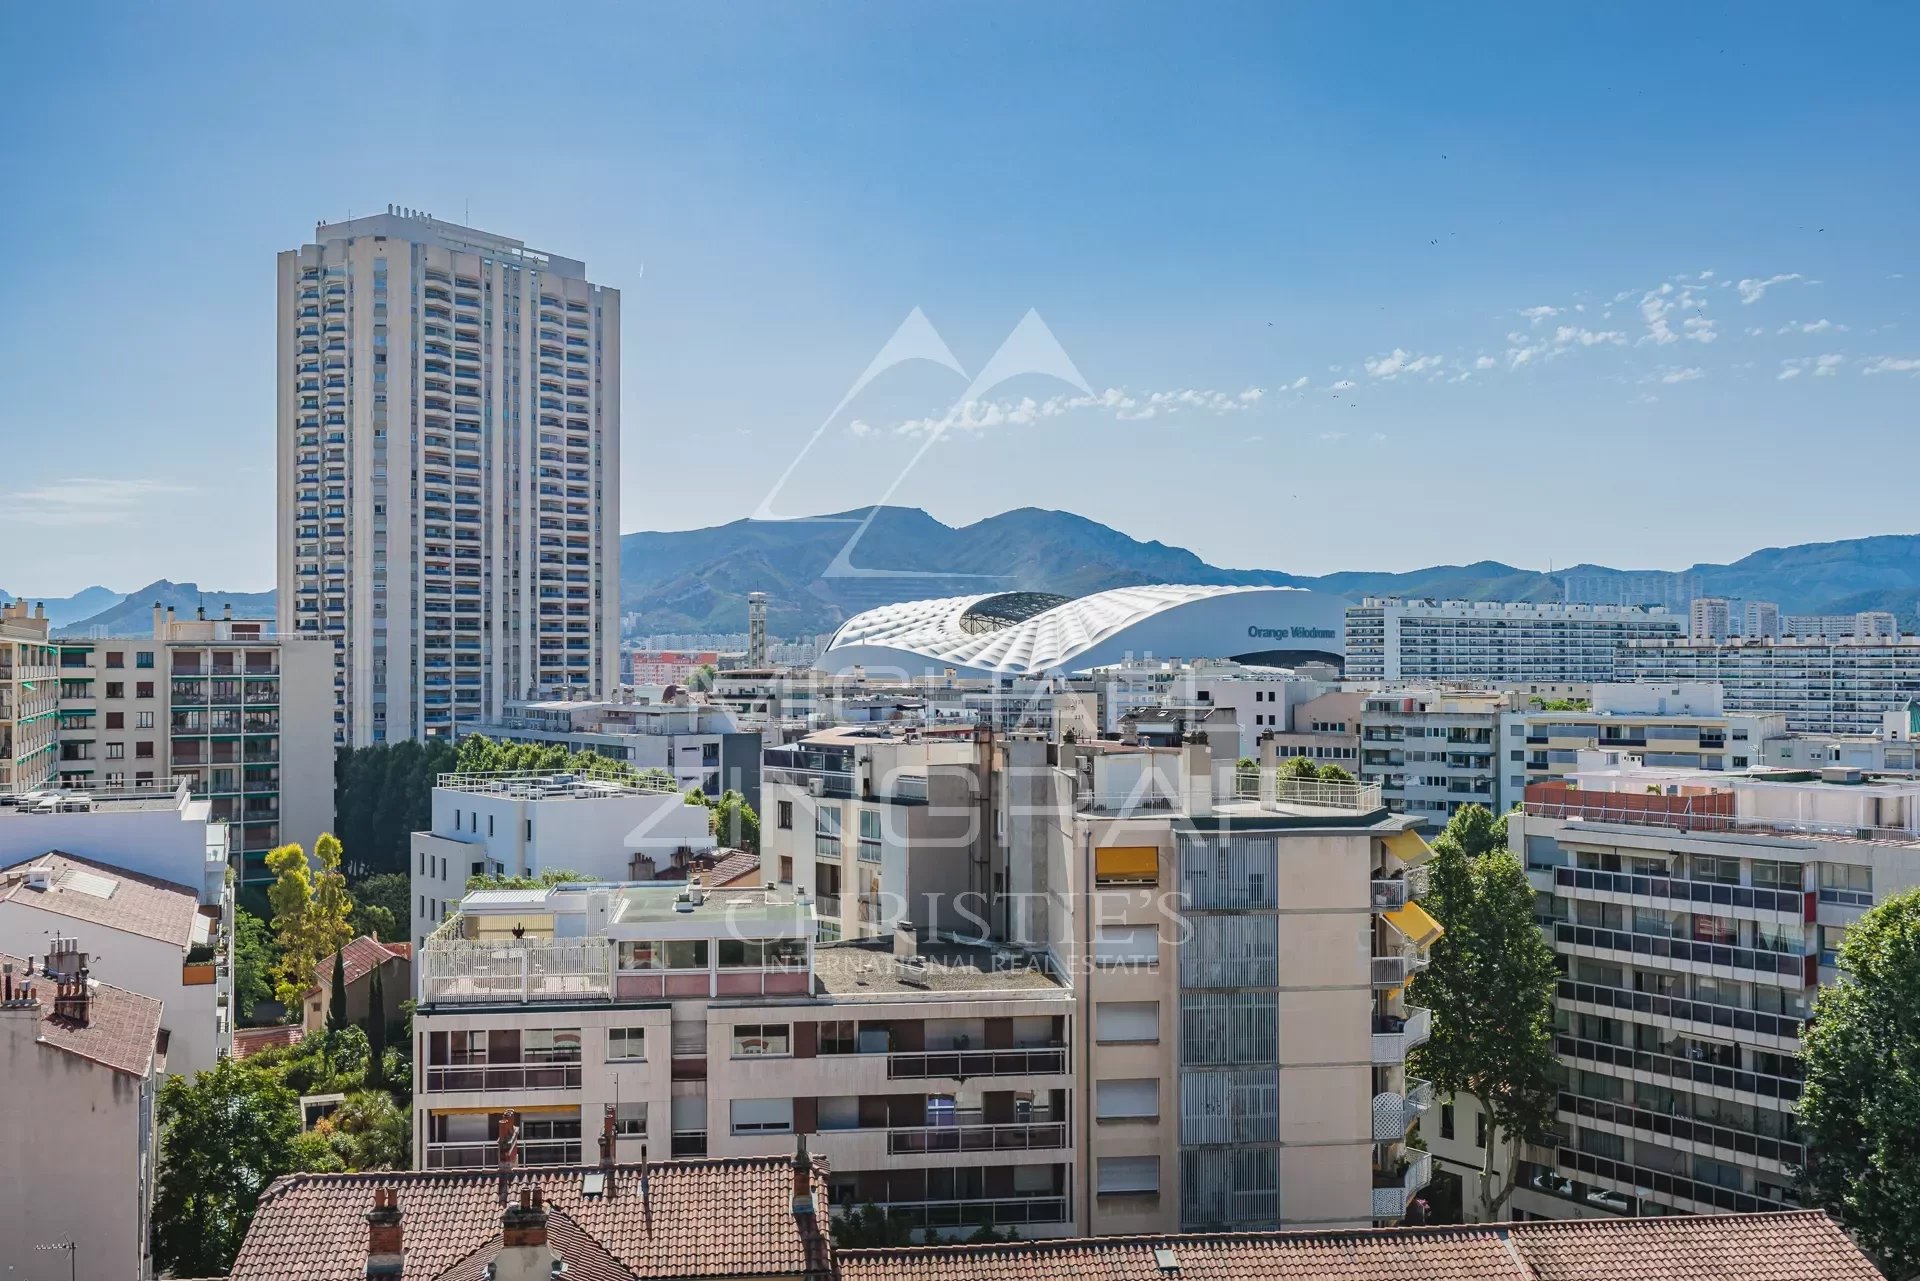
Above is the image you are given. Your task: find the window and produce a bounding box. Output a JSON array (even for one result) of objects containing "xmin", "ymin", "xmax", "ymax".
[
  {"xmin": 106, "ymin": 743, "xmax": 125, "ymax": 760},
  {"xmin": 1475, "ymin": 1112, "xmax": 1488, "ymax": 1149},
  {"xmin": 618, "ymin": 941, "xmax": 660, "ymax": 970},
  {"xmin": 732, "ymin": 1023, "xmax": 791, "ymax": 1057},
  {"xmin": 1097, "ymin": 1156, "xmax": 1160, "ymax": 1196},
  {"xmin": 1095, "ymin": 1001, "xmax": 1159, "ymax": 1043},
  {"xmin": 777, "ymin": 800, "xmax": 793, "ymax": 830},
  {"xmin": 815, "ymin": 806, "xmax": 841, "ymax": 836},
  {"xmin": 615, "ymin": 1102, "xmax": 647, "ymax": 1136},
  {"xmin": 135, "ymin": 742, "xmax": 154, "ymax": 759},
  {"xmin": 718, "ymin": 938, "xmax": 806, "ymax": 968},
  {"xmin": 1094, "ymin": 924, "xmax": 1159, "ymax": 965},
  {"xmin": 523, "ymin": 1028, "xmax": 582, "ymax": 1062},
  {"xmin": 106, "ymin": 682, "xmax": 124, "ymax": 698},
  {"xmin": 1094, "ymin": 845, "xmax": 1158, "ymax": 885},
  {"xmin": 729, "ymin": 1097, "xmax": 793, "ymax": 1134},
  {"xmin": 136, "ymin": 711, "xmax": 153, "ymax": 729},
  {"xmin": 136, "ymin": 682, "xmax": 154, "ymax": 699},
  {"xmin": 1440, "ymin": 1102, "xmax": 1455, "ymax": 1141},
  {"xmin": 136, "ymin": 651, "xmax": 154, "ymax": 668},
  {"xmin": 607, "ymin": 1028, "xmax": 645, "ymax": 1061},
  {"xmin": 663, "ymin": 939, "xmax": 709, "ymax": 970},
  {"xmin": 105, "ymin": 651, "xmax": 124, "ymax": 669},
  {"xmin": 858, "ymin": 809, "xmax": 882, "ymax": 863},
  {"xmin": 818, "ymin": 1020, "xmax": 859, "ymax": 1054},
  {"xmin": 105, "ymin": 711, "xmax": 124, "ymax": 729},
  {"xmin": 1095, "ymin": 1078, "xmax": 1159, "ymax": 1121}
]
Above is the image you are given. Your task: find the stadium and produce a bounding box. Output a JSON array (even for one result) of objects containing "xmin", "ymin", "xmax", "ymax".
[{"xmin": 814, "ymin": 584, "xmax": 1346, "ymax": 678}]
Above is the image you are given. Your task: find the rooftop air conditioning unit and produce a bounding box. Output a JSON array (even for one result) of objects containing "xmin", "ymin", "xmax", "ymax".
[{"xmin": 806, "ymin": 777, "xmax": 825, "ymax": 798}]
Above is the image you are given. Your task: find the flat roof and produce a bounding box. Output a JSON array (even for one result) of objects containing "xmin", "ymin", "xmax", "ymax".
[{"xmin": 811, "ymin": 938, "xmax": 1065, "ymax": 997}]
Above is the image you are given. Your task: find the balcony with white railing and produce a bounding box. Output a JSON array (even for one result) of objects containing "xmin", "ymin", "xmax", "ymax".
[
  {"xmin": 424, "ymin": 1139, "xmax": 581, "ymax": 1169},
  {"xmin": 1371, "ymin": 941, "xmax": 1428, "ymax": 989},
  {"xmin": 1371, "ymin": 1079, "xmax": 1434, "ymax": 1141},
  {"xmin": 1371, "ymin": 1150, "xmax": 1434, "ymax": 1220},
  {"xmin": 1232, "ymin": 772, "xmax": 1385, "ymax": 815},
  {"xmin": 1370, "ymin": 864, "xmax": 1431, "ymax": 910},
  {"xmin": 1372, "ymin": 1006, "xmax": 1432, "ymax": 1063},
  {"xmin": 420, "ymin": 936, "xmax": 613, "ymax": 1005}
]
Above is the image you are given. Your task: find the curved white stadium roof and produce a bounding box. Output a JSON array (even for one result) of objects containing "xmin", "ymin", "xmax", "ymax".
[{"xmin": 818, "ymin": 584, "xmax": 1346, "ymax": 677}]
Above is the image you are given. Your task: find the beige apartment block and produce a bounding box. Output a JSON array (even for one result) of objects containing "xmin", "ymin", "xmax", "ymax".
[
  {"xmin": 0, "ymin": 602, "xmax": 58, "ymax": 792},
  {"xmin": 997, "ymin": 737, "xmax": 1441, "ymax": 1233},
  {"xmin": 1259, "ymin": 688, "xmax": 1364, "ymax": 773},
  {"xmin": 276, "ymin": 210, "xmax": 621, "ymax": 746},
  {"xmin": 48, "ymin": 605, "xmax": 334, "ymax": 886},
  {"xmin": 413, "ymin": 882, "xmax": 1080, "ymax": 1238}
]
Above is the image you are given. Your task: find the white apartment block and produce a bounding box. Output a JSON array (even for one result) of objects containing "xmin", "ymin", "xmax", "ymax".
[
  {"xmin": 409, "ymin": 771, "xmax": 716, "ymax": 949},
  {"xmin": 1620, "ymin": 635, "xmax": 1920, "ymax": 735},
  {"xmin": 1743, "ymin": 600, "xmax": 1780, "ymax": 639},
  {"xmin": 477, "ymin": 696, "xmax": 763, "ymax": 806},
  {"xmin": 1689, "ymin": 597, "xmax": 1732, "ymax": 641},
  {"xmin": 1359, "ymin": 689, "xmax": 1511, "ymax": 820},
  {"xmin": 0, "ymin": 602, "xmax": 59, "ymax": 793},
  {"xmin": 1490, "ymin": 762, "xmax": 1920, "ymax": 1222},
  {"xmin": 0, "ymin": 781, "xmax": 231, "ymax": 904},
  {"xmin": 1782, "ymin": 610, "xmax": 1899, "ymax": 640},
  {"xmin": 1344, "ymin": 598, "xmax": 1683, "ymax": 685},
  {"xmin": 277, "ymin": 209, "xmax": 621, "ymax": 746},
  {"xmin": 1498, "ymin": 683, "xmax": 1784, "ymax": 798},
  {"xmin": 413, "ymin": 882, "xmax": 1080, "ymax": 1239}
]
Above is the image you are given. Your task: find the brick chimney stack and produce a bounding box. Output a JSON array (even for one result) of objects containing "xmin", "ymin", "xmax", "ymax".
[
  {"xmin": 365, "ymin": 1188, "xmax": 404, "ymax": 1277},
  {"xmin": 791, "ymin": 1135, "xmax": 815, "ymax": 1217},
  {"xmin": 494, "ymin": 1189, "xmax": 557, "ymax": 1281},
  {"xmin": 598, "ymin": 1103, "xmax": 617, "ymax": 1173},
  {"xmin": 496, "ymin": 1110, "xmax": 520, "ymax": 1184}
]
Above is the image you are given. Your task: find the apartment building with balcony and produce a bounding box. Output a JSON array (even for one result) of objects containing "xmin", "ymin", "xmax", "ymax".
[
  {"xmin": 412, "ymin": 881, "xmax": 1081, "ymax": 1239},
  {"xmin": 277, "ymin": 209, "xmax": 621, "ymax": 746},
  {"xmin": 1498, "ymin": 683, "xmax": 1785, "ymax": 799},
  {"xmin": 474, "ymin": 695, "xmax": 763, "ymax": 806},
  {"xmin": 1345, "ymin": 598, "xmax": 1683, "ymax": 686},
  {"xmin": 46, "ymin": 604, "xmax": 334, "ymax": 885},
  {"xmin": 0, "ymin": 601, "xmax": 58, "ymax": 793},
  {"xmin": 1783, "ymin": 610, "xmax": 1899, "ymax": 640},
  {"xmin": 1359, "ymin": 688, "xmax": 1513, "ymax": 820},
  {"xmin": 1620, "ymin": 633, "xmax": 1920, "ymax": 735},
  {"xmin": 1257, "ymin": 688, "xmax": 1364, "ymax": 773},
  {"xmin": 763, "ymin": 727, "xmax": 988, "ymax": 942},
  {"xmin": 994, "ymin": 738, "xmax": 1441, "ymax": 1233},
  {"xmin": 409, "ymin": 770, "xmax": 717, "ymax": 949},
  {"xmin": 1495, "ymin": 760, "xmax": 1920, "ymax": 1222}
]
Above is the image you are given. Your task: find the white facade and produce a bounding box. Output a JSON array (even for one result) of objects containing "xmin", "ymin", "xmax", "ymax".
[
  {"xmin": 277, "ymin": 210, "xmax": 621, "ymax": 746},
  {"xmin": 1497, "ymin": 684, "xmax": 1783, "ymax": 799},
  {"xmin": 1620, "ymin": 635, "xmax": 1920, "ymax": 735},
  {"xmin": 1782, "ymin": 611, "xmax": 1899, "ymax": 640},
  {"xmin": 1345, "ymin": 598, "xmax": 1683, "ymax": 685},
  {"xmin": 1743, "ymin": 601, "xmax": 1780, "ymax": 639},
  {"xmin": 0, "ymin": 787, "xmax": 229, "ymax": 903},
  {"xmin": 408, "ymin": 773, "xmax": 715, "ymax": 949},
  {"xmin": 473, "ymin": 698, "xmax": 763, "ymax": 805},
  {"xmin": 1689, "ymin": 597, "xmax": 1732, "ymax": 641},
  {"xmin": 1360, "ymin": 689, "xmax": 1512, "ymax": 819}
]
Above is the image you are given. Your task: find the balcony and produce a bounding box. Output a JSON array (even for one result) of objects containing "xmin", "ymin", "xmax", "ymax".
[
  {"xmin": 882, "ymin": 1112, "xmax": 1069, "ymax": 1154},
  {"xmin": 1371, "ymin": 940, "xmax": 1428, "ymax": 989},
  {"xmin": 1371, "ymin": 1079, "xmax": 1433, "ymax": 1141},
  {"xmin": 1231, "ymin": 773, "xmax": 1385, "ymax": 813},
  {"xmin": 425, "ymin": 1139, "xmax": 581, "ymax": 1169},
  {"xmin": 831, "ymin": 1196, "xmax": 1070, "ymax": 1233},
  {"xmin": 1371, "ymin": 1150, "xmax": 1433, "ymax": 1219},
  {"xmin": 420, "ymin": 937, "xmax": 612, "ymax": 1005},
  {"xmin": 1371, "ymin": 1006, "xmax": 1432, "ymax": 1063},
  {"xmin": 1370, "ymin": 865, "xmax": 1431, "ymax": 910},
  {"xmin": 423, "ymin": 1061, "xmax": 583, "ymax": 1093},
  {"xmin": 1554, "ymin": 867, "xmax": 1808, "ymax": 919},
  {"xmin": 886, "ymin": 1046, "xmax": 1068, "ymax": 1079}
]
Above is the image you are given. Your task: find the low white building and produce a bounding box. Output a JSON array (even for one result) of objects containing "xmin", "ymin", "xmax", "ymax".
[
  {"xmin": 0, "ymin": 782, "xmax": 230, "ymax": 904},
  {"xmin": 1499, "ymin": 684, "xmax": 1785, "ymax": 797},
  {"xmin": 0, "ymin": 852, "xmax": 228, "ymax": 1073},
  {"xmin": 408, "ymin": 772, "xmax": 717, "ymax": 950},
  {"xmin": 472, "ymin": 697, "xmax": 765, "ymax": 807}
]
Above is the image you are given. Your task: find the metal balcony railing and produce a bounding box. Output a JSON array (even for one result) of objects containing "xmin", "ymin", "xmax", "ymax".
[
  {"xmin": 424, "ymin": 1139, "xmax": 581, "ymax": 1169},
  {"xmin": 884, "ymin": 1117, "xmax": 1069, "ymax": 1154},
  {"xmin": 423, "ymin": 1061, "xmax": 583, "ymax": 1093},
  {"xmin": 1370, "ymin": 1079, "xmax": 1433, "ymax": 1141},
  {"xmin": 1371, "ymin": 1006, "xmax": 1432, "ymax": 1063},
  {"xmin": 1370, "ymin": 1150, "xmax": 1433, "ymax": 1219},
  {"xmin": 884, "ymin": 1046, "xmax": 1069, "ymax": 1079}
]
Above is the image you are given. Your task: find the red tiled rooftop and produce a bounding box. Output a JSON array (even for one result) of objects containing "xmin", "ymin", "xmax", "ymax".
[
  {"xmin": 229, "ymin": 1156, "xmax": 834, "ymax": 1281},
  {"xmin": 232, "ymin": 1024, "xmax": 306, "ymax": 1060},
  {"xmin": 0, "ymin": 951, "xmax": 163, "ymax": 1078},
  {"xmin": 706, "ymin": 848, "xmax": 762, "ymax": 888},
  {"xmin": 309, "ymin": 934, "xmax": 410, "ymax": 995},
  {"xmin": 836, "ymin": 1211, "xmax": 1881, "ymax": 1281},
  {"xmin": 0, "ymin": 850, "xmax": 201, "ymax": 947}
]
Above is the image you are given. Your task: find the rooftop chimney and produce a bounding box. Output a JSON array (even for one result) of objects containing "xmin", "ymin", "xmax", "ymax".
[
  {"xmin": 791, "ymin": 1135, "xmax": 816, "ymax": 1217},
  {"xmin": 496, "ymin": 1110, "xmax": 520, "ymax": 1183},
  {"xmin": 152, "ymin": 602, "xmax": 165, "ymax": 638},
  {"xmin": 495, "ymin": 1189, "xmax": 557, "ymax": 1281},
  {"xmin": 196, "ymin": 604, "xmax": 206, "ymax": 621},
  {"xmin": 222, "ymin": 601, "xmax": 233, "ymax": 621},
  {"xmin": 365, "ymin": 1188, "xmax": 404, "ymax": 1278},
  {"xmin": 598, "ymin": 1103, "xmax": 617, "ymax": 1180}
]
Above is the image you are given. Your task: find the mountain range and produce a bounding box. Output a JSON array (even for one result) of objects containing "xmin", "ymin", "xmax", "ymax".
[{"xmin": 12, "ymin": 510, "xmax": 1920, "ymax": 641}]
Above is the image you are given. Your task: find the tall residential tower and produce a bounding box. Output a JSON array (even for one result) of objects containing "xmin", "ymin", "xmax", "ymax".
[{"xmin": 277, "ymin": 209, "xmax": 620, "ymax": 745}]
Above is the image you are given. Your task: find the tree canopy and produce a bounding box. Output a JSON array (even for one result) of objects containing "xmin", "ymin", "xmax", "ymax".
[
  {"xmin": 151, "ymin": 1058, "xmax": 301, "ymax": 1276},
  {"xmin": 1799, "ymin": 887, "xmax": 1920, "ymax": 1277},
  {"xmin": 1276, "ymin": 755, "xmax": 1356, "ymax": 783},
  {"xmin": 1409, "ymin": 803, "xmax": 1559, "ymax": 1218},
  {"xmin": 333, "ymin": 738, "xmax": 458, "ymax": 877},
  {"xmin": 232, "ymin": 906, "xmax": 279, "ymax": 1025},
  {"xmin": 267, "ymin": 833, "xmax": 355, "ymax": 1008}
]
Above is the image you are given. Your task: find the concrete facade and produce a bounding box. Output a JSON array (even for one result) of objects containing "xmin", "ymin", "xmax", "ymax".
[{"xmin": 1345, "ymin": 598, "xmax": 1683, "ymax": 686}]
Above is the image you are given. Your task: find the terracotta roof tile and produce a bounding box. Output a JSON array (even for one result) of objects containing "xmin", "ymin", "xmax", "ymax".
[
  {"xmin": 0, "ymin": 850, "xmax": 200, "ymax": 947},
  {"xmin": 230, "ymin": 1156, "xmax": 834, "ymax": 1281},
  {"xmin": 432, "ymin": 1210, "xmax": 633, "ymax": 1281},
  {"xmin": 309, "ymin": 935, "xmax": 410, "ymax": 996},
  {"xmin": 0, "ymin": 951, "xmax": 163, "ymax": 1078},
  {"xmin": 838, "ymin": 1212, "xmax": 1881, "ymax": 1281},
  {"xmin": 707, "ymin": 849, "xmax": 762, "ymax": 888},
  {"xmin": 232, "ymin": 1025, "xmax": 306, "ymax": 1060}
]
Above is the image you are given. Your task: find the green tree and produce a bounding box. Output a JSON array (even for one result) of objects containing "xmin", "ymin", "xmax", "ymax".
[
  {"xmin": 334, "ymin": 738, "xmax": 458, "ymax": 877},
  {"xmin": 1799, "ymin": 888, "xmax": 1920, "ymax": 1277},
  {"xmin": 267, "ymin": 834, "xmax": 356, "ymax": 1007},
  {"xmin": 151, "ymin": 1058, "xmax": 301, "ymax": 1276},
  {"xmin": 1276, "ymin": 755, "xmax": 1321, "ymax": 780},
  {"xmin": 349, "ymin": 871, "xmax": 409, "ymax": 942},
  {"xmin": 232, "ymin": 907, "xmax": 279, "ymax": 1026},
  {"xmin": 365, "ymin": 963, "xmax": 388, "ymax": 1085},
  {"xmin": 1409, "ymin": 804, "xmax": 1558, "ymax": 1218},
  {"xmin": 711, "ymin": 789, "xmax": 761, "ymax": 854},
  {"xmin": 830, "ymin": 1202, "xmax": 919, "ymax": 1247},
  {"xmin": 687, "ymin": 663, "xmax": 718, "ymax": 693},
  {"xmin": 1317, "ymin": 762, "xmax": 1355, "ymax": 783},
  {"xmin": 327, "ymin": 946, "xmax": 349, "ymax": 1032},
  {"xmin": 466, "ymin": 867, "xmax": 596, "ymax": 892}
]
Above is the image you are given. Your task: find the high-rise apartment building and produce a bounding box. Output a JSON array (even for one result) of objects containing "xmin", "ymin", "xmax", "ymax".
[
  {"xmin": 1497, "ymin": 683, "xmax": 1784, "ymax": 798},
  {"xmin": 1359, "ymin": 688, "xmax": 1512, "ymax": 819},
  {"xmin": 1688, "ymin": 597, "xmax": 1732, "ymax": 641},
  {"xmin": 1620, "ymin": 635, "xmax": 1920, "ymax": 735},
  {"xmin": 1743, "ymin": 600, "xmax": 1780, "ymax": 639},
  {"xmin": 1344, "ymin": 599, "xmax": 1683, "ymax": 685},
  {"xmin": 277, "ymin": 209, "xmax": 620, "ymax": 746},
  {"xmin": 1782, "ymin": 611, "xmax": 1899, "ymax": 640},
  {"xmin": 0, "ymin": 602, "xmax": 58, "ymax": 792}
]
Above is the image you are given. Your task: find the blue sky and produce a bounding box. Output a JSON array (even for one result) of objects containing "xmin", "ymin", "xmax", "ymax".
[{"xmin": 0, "ymin": 1, "xmax": 1915, "ymax": 596}]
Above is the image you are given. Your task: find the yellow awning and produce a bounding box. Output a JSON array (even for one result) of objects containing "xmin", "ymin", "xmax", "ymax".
[
  {"xmin": 1383, "ymin": 899, "xmax": 1444, "ymax": 949},
  {"xmin": 1095, "ymin": 845, "xmax": 1159, "ymax": 883},
  {"xmin": 1383, "ymin": 829, "xmax": 1435, "ymax": 868}
]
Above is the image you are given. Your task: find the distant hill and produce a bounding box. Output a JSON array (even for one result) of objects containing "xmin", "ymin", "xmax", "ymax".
[
  {"xmin": 54, "ymin": 580, "xmax": 277, "ymax": 637},
  {"xmin": 24, "ymin": 513, "xmax": 1920, "ymax": 643}
]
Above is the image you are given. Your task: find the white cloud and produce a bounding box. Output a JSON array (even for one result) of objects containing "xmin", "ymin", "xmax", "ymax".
[
  {"xmin": 847, "ymin": 419, "xmax": 875, "ymax": 437},
  {"xmin": 1699, "ymin": 270, "xmax": 1715, "ymax": 280},
  {"xmin": 1684, "ymin": 315, "xmax": 1719, "ymax": 343},
  {"xmin": 1554, "ymin": 326, "xmax": 1627, "ymax": 347},
  {"xmin": 1778, "ymin": 354, "xmax": 1847, "ymax": 379},
  {"xmin": 1237, "ymin": 387, "xmax": 1265, "ymax": 403},
  {"xmin": 1777, "ymin": 318, "xmax": 1844, "ymax": 335},
  {"xmin": 1288, "ymin": 376, "xmax": 1309, "ymax": 390},
  {"xmin": 1736, "ymin": 273, "xmax": 1802, "ymax": 304},
  {"xmin": 1364, "ymin": 348, "xmax": 1444, "ymax": 378},
  {"xmin": 1520, "ymin": 305, "xmax": 1561, "ymax": 325},
  {"xmin": 1474, "ymin": 355, "xmax": 1497, "ymax": 370},
  {"xmin": 1639, "ymin": 289, "xmax": 1678, "ymax": 344},
  {"xmin": 1319, "ymin": 431, "xmax": 1347, "ymax": 442},
  {"xmin": 1331, "ymin": 379, "xmax": 1356, "ymax": 390},
  {"xmin": 1507, "ymin": 341, "xmax": 1548, "ymax": 369},
  {"xmin": 879, "ymin": 385, "xmax": 1263, "ymax": 437},
  {"xmin": 1863, "ymin": 356, "xmax": 1920, "ymax": 375},
  {"xmin": 1745, "ymin": 327, "xmax": 1766, "ymax": 337},
  {"xmin": 1816, "ymin": 353, "xmax": 1845, "ymax": 376},
  {"xmin": 1660, "ymin": 367, "xmax": 1705, "ymax": 384},
  {"xmin": 1776, "ymin": 362, "xmax": 1803, "ymax": 380},
  {"xmin": 0, "ymin": 477, "xmax": 194, "ymax": 527}
]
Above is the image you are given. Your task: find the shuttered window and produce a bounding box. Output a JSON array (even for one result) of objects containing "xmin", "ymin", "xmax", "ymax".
[
  {"xmin": 729, "ymin": 1097, "xmax": 794, "ymax": 1134},
  {"xmin": 1096, "ymin": 1078, "xmax": 1160, "ymax": 1120},
  {"xmin": 1096, "ymin": 1001, "xmax": 1160, "ymax": 1043},
  {"xmin": 1097, "ymin": 1156, "xmax": 1160, "ymax": 1195},
  {"xmin": 1095, "ymin": 925, "xmax": 1159, "ymax": 965}
]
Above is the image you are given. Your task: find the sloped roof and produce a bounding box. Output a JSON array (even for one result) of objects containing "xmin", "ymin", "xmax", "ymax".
[
  {"xmin": 310, "ymin": 935, "xmax": 410, "ymax": 996},
  {"xmin": 230, "ymin": 1157, "xmax": 834, "ymax": 1281},
  {"xmin": 836, "ymin": 1211, "xmax": 1880, "ymax": 1281},
  {"xmin": 0, "ymin": 951, "xmax": 163, "ymax": 1078},
  {"xmin": 0, "ymin": 850, "xmax": 200, "ymax": 947}
]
